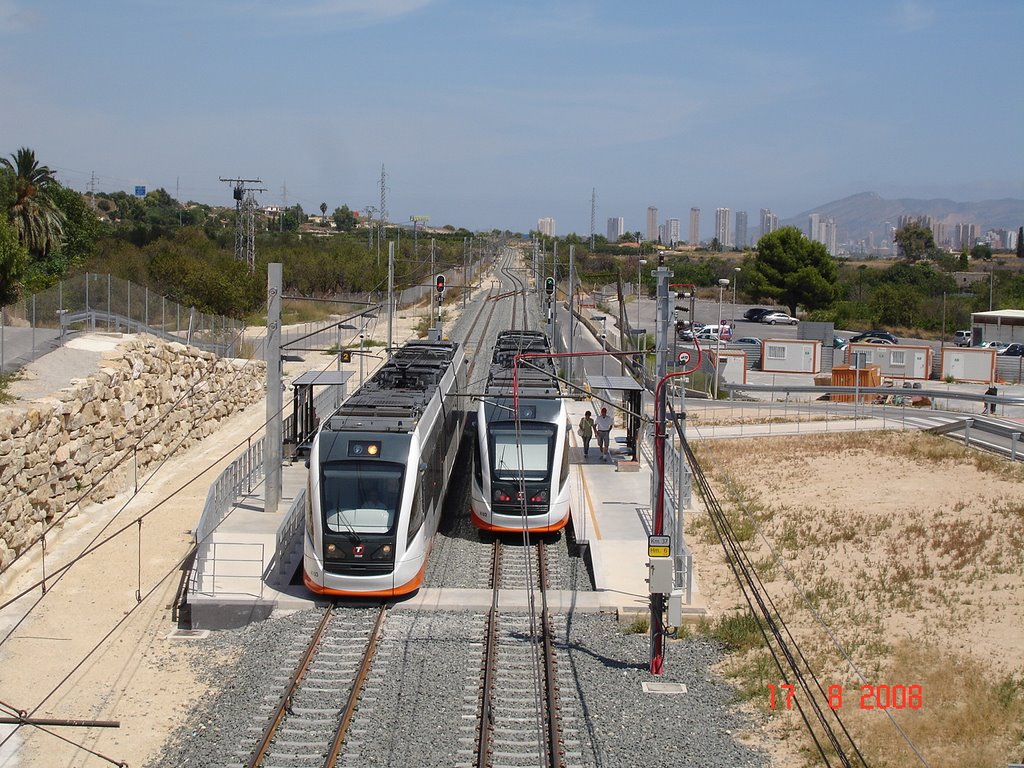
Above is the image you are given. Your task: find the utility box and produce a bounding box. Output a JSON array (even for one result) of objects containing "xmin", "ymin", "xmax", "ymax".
[
  {"xmin": 760, "ymin": 339, "xmax": 822, "ymax": 374},
  {"xmin": 940, "ymin": 346, "xmax": 997, "ymax": 383},
  {"xmin": 648, "ymin": 558, "xmax": 674, "ymax": 594},
  {"xmin": 845, "ymin": 343, "xmax": 933, "ymax": 381}
]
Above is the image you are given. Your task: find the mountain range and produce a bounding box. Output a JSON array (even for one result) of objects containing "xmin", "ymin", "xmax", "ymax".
[{"xmin": 780, "ymin": 192, "xmax": 1024, "ymax": 248}]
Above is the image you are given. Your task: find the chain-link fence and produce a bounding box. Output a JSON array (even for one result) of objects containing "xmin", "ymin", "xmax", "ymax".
[{"xmin": 1, "ymin": 273, "xmax": 246, "ymax": 374}]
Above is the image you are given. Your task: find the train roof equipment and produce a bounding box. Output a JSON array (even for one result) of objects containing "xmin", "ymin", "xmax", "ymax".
[{"xmin": 326, "ymin": 340, "xmax": 461, "ymax": 433}]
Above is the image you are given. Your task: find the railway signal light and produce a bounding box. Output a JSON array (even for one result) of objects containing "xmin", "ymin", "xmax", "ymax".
[
  {"xmin": 545, "ymin": 277, "xmax": 554, "ymax": 295},
  {"xmin": 435, "ymin": 274, "xmax": 445, "ymax": 294}
]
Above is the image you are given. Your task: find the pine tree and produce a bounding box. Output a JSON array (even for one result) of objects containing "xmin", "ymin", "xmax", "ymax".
[{"xmin": 1017, "ymin": 226, "xmax": 1023, "ymax": 258}]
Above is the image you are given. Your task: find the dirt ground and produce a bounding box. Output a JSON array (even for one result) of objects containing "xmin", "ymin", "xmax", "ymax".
[{"xmin": 688, "ymin": 429, "xmax": 1024, "ymax": 768}]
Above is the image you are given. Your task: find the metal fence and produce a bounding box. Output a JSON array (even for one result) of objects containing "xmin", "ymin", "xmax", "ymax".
[{"xmin": 0, "ymin": 273, "xmax": 246, "ymax": 374}]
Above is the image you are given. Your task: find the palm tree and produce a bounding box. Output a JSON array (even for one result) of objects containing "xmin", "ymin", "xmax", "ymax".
[{"xmin": 1, "ymin": 147, "xmax": 65, "ymax": 257}]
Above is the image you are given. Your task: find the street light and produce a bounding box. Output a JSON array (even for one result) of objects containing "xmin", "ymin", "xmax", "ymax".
[
  {"xmin": 637, "ymin": 258, "xmax": 647, "ymax": 339},
  {"xmin": 732, "ymin": 267, "xmax": 740, "ymax": 324},
  {"xmin": 715, "ymin": 278, "xmax": 729, "ymax": 398}
]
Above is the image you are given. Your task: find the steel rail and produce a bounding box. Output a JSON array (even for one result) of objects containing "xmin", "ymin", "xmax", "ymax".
[
  {"xmin": 476, "ymin": 539, "xmax": 502, "ymax": 768},
  {"xmin": 537, "ymin": 540, "xmax": 563, "ymax": 768},
  {"xmin": 248, "ymin": 603, "xmax": 336, "ymax": 768},
  {"xmin": 323, "ymin": 605, "xmax": 388, "ymax": 767}
]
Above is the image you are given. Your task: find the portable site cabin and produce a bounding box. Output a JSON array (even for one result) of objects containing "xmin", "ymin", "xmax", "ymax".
[
  {"xmin": 716, "ymin": 349, "xmax": 748, "ymax": 385},
  {"xmin": 760, "ymin": 339, "xmax": 822, "ymax": 374},
  {"xmin": 940, "ymin": 346, "xmax": 997, "ymax": 384},
  {"xmin": 845, "ymin": 343, "xmax": 933, "ymax": 381}
]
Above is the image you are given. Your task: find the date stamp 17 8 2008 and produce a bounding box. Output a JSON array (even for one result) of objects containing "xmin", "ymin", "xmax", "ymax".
[{"xmin": 767, "ymin": 683, "xmax": 923, "ymax": 711}]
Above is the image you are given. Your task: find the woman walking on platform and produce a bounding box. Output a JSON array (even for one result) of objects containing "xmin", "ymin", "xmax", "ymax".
[{"xmin": 578, "ymin": 410, "xmax": 596, "ymax": 458}]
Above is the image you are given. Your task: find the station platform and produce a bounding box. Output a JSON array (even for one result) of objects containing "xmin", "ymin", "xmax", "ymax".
[{"xmin": 186, "ymin": 400, "xmax": 708, "ymax": 628}]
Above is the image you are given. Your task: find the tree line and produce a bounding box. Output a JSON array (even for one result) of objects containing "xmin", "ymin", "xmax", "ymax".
[
  {"xmin": 0, "ymin": 147, "xmax": 484, "ymax": 318},
  {"xmin": 4, "ymin": 145, "xmax": 1021, "ymax": 331}
]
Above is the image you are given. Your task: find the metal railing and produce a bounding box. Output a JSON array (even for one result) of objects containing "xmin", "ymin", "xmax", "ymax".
[
  {"xmin": 188, "ymin": 541, "xmax": 266, "ymax": 599},
  {"xmin": 195, "ymin": 437, "xmax": 265, "ymax": 545},
  {"xmin": 275, "ymin": 488, "xmax": 307, "ymax": 577}
]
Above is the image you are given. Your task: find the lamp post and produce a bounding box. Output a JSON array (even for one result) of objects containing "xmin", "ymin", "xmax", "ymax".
[
  {"xmin": 732, "ymin": 267, "xmax": 740, "ymax": 324},
  {"xmin": 637, "ymin": 257, "xmax": 647, "ymax": 340},
  {"xmin": 714, "ymin": 278, "xmax": 729, "ymax": 398}
]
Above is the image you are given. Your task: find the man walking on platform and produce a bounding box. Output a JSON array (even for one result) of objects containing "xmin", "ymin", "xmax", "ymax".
[{"xmin": 595, "ymin": 406, "xmax": 614, "ymax": 461}]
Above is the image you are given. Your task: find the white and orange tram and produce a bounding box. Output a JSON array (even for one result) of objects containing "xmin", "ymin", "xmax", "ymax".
[
  {"xmin": 304, "ymin": 339, "xmax": 466, "ymax": 597},
  {"xmin": 470, "ymin": 330, "xmax": 570, "ymax": 534}
]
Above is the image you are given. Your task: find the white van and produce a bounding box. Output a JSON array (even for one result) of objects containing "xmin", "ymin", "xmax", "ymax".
[{"xmin": 954, "ymin": 330, "xmax": 972, "ymax": 347}]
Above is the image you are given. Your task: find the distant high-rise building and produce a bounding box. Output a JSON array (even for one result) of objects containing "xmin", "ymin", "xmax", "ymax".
[
  {"xmin": 664, "ymin": 218, "xmax": 680, "ymax": 246},
  {"xmin": 537, "ymin": 217, "xmax": 555, "ymax": 237},
  {"xmin": 759, "ymin": 208, "xmax": 777, "ymax": 239},
  {"xmin": 808, "ymin": 213, "xmax": 820, "ymax": 241},
  {"xmin": 646, "ymin": 207, "xmax": 659, "ymax": 241},
  {"xmin": 689, "ymin": 208, "xmax": 700, "ymax": 245},
  {"xmin": 954, "ymin": 222, "xmax": 978, "ymax": 249},
  {"xmin": 715, "ymin": 208, "xmax": 731, "ymax": 247},
  {"xmin": 808, "ymin": 214, "xmax": 837, "ymax": 255},
  {"xmin": 607, "ymin": 216, "xmax": 625, "ymax": 241},
  {"xmin": 734, "ymin": 211, "xmax": 748, "ymax": 248}
]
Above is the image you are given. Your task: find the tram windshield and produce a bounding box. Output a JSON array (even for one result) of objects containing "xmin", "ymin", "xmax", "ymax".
[
  {"xmin": 490, "ymin": 425, "xmax": 553, "ymax": 480},
  {"xmin": 321, "ymin": 463, "xmax": 403, "ymax": 534}
]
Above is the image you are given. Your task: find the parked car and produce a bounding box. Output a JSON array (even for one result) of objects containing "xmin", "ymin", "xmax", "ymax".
[
  {"xmin": 981, "ymin": 341, "xmax": 1010, "ymax": 352},
  {"xmin": 857, "ymin": 337, "xmax": 896, "ymax": 345},
  {"xmin": 998, "ymin": 343, "xmax": 1024, "ymax": 356},
  {"xmin": 743, "ymin": 307, "xmax": 773, "ymax": 322},
  {"xmin": 833, "ymin": 336, "xmax": 849, "ymax": 349},
  {"xmin": 733, "ymin": 336, "xmax": 762, "ymax": 346},
  {"xmin": 954, "ymin": 330, "xmax": 972, "ymax": 347},
  {"xmin": 694, "ymin": 328, "xmax": 723, "ymax": 342},
  {"xmin": 761, "ymin": 312, "xmax": 799, "ymax": 325},
  {"xmin": 849, "ymin": 330, "xmax": 898, "ymax": 344}
]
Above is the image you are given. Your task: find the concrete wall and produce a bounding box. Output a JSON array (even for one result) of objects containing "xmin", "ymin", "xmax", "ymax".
[{"xmin": 0, "ymin": 338, "xmax": 266, "ymax": 570}]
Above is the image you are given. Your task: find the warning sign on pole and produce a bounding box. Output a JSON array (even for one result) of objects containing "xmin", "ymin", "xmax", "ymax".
[{"xmin": 676, "ymin": 350, "xmax": 691, "ymax": 365}]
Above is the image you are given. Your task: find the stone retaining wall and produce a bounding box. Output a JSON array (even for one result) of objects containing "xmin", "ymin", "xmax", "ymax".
[{"xmin": 0, "ymin": 337, "xmax": 266, "ymax": 569}]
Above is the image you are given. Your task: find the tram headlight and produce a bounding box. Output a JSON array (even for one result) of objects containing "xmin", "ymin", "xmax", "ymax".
[
  {"xmin": 327, "ymin": 543, "xmax": 337, "ymax": 554},
  {"xmin": 529, "ymin": 491, "xmax": 548, "ymax": 503},
  {"xmin": 493, "ymin": 488, "xmax": 512, "ymax": 503}
]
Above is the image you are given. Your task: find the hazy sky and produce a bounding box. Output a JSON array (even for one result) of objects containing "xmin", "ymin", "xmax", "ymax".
[{"xmin": 3, "ymin": 0, "xmax": 1022, "ymax": 237}]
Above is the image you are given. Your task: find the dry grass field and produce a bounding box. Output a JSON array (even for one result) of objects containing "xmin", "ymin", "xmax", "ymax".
[{"xmin": 687, "ymin": 431, "xmax": 1024, "ymax": 767}]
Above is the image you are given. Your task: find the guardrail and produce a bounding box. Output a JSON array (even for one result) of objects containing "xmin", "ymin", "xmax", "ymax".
[{"xmin": 722, "ymin": 382, "xmax": 1024, "ymax": 412}]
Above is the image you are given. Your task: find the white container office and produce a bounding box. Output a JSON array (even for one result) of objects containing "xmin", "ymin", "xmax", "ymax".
[
  {"xmin": 940, "ymin": 346, "xmax": 997, "ymax": 384},
  {"xmin": 760, "ymin": 339, "xmax": 822, "ymax": 374},
  {"xmin": 846, "ymin": 343, "xmax": 933, "ymax": 381},
  {"xmin": 717, "ymin": 349, "xmax": 748, "ymax": 385}
]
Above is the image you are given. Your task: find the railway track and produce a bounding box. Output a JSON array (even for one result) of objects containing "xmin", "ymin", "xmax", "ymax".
[
  {"xmin": 246, "ymin": 605, "xmax": 386, "ymax": 768},
  {"xmin": 472, "ymin": 539, "xmax": 580, "ymax": 768}
]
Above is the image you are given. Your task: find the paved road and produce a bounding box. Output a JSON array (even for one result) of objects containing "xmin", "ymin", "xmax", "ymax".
[{"xmin": 0, "ymin": 325, "xmax": 63, "ymax": 375}]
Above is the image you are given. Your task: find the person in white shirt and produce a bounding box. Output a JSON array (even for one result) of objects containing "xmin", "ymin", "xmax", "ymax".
[{"xmin": 594, "ymin": 406, "xmax": 614, "ymax": 460}]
